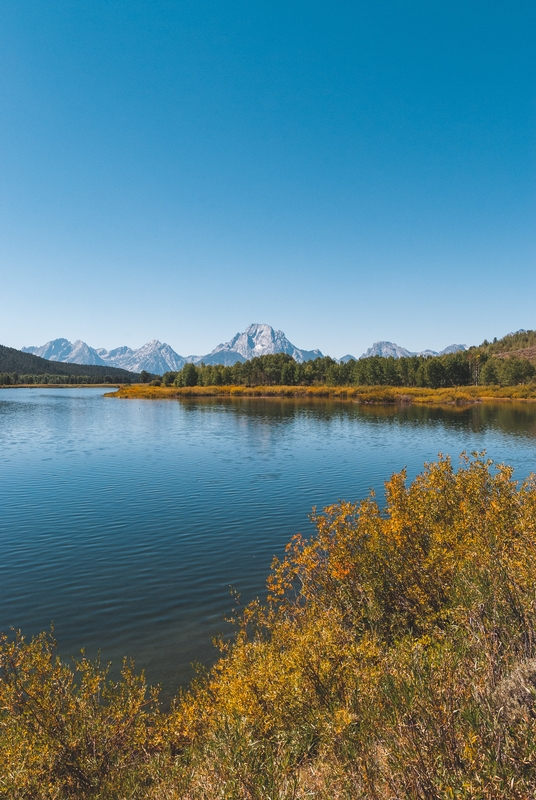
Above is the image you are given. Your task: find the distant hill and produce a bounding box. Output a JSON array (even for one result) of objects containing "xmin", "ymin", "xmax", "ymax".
[
  {"xmin": 477, "ymin": 329, "xmax": 536, "ymax": 360},
  {"xmin": 0, "ymin": 345, "xmax": 140, "ymax": 382}
]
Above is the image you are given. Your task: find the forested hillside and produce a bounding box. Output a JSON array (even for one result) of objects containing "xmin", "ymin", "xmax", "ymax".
[
  {"xmin": 477, "ymin": 329, "xmax": 536, "ymax": 355},
  {"xmin": 0, "ymin": 345, "xmax": 141, "ymax": 384}
]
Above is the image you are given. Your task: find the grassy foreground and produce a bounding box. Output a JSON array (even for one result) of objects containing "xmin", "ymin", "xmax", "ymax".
[
  {"xmin": 107, "ymin": 383, "xmax": 536, "ymax": 404},
  {"xmin": 2, "ymin": 454, "xmax": 536, "ymax": 798}
]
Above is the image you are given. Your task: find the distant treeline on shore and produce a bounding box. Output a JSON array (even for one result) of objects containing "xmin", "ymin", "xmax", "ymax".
[
  {"xmin": 161, "ymin": 349, "xmax": 535, "ymax": 389},
  {"xmin": 0, "ymin": 374, "xmax": 122, "ymax": 386}
]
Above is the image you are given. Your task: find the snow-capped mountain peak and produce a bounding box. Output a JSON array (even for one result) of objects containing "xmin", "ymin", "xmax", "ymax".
[
  {"xmin": 359, "ymin": 341, "xmax": 413, "ymax": 359},
  {"xmin": 22, "ymin": 338, "xmax": 108, "ymax": 366},
  {"xmin": 97, "ymin": 340, "xmax": 186, "ymax": 373},
  {"xmin": 23, "ymin": 338, "xmax": 186, "ymax": 374},
  {"xmin": 197, "ymin": 323, "xmax": 323, "ymax": 365}
]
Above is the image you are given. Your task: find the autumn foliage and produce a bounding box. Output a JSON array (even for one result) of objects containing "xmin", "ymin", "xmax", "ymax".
[
  {"xmin": 3, "ymin": 454, "xmax": 536, "ymax": 798},
  {"xmin": 109, "ymin": 382, "xmax": 536, "ymax": 404}
]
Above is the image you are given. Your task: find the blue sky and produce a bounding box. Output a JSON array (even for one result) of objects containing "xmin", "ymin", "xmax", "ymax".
[{"xmin": 1, "ymin": 1, "xmax": 534, "ymax": 358}]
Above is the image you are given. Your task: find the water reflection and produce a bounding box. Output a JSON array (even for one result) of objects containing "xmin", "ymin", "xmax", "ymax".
[
  {"xmin": 180, "ymin": 396, "xmax": 536, "ymax": 439},
  {"xmin": 1, "ymin": 388, "xmax": 536, "ymax": 700}
]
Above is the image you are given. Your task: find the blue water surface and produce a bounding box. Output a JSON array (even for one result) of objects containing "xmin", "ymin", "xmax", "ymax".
[{"xmin": 1, "ymin": 388, "xmax": 536, "ymax": 697}]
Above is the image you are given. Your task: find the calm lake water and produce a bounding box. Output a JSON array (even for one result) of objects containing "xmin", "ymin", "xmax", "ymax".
[{"xmin": 1, "ymin": 387, "xmax": 536, "ymax": 698}]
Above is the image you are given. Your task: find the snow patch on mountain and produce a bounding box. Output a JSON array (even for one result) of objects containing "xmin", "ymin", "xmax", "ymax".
[
  {"xmin": 359, "ymin": 341, "xmax": 467, "ymax": 359},
  {"xmin": 99, "ymin": 341, "xmax": 186, "ymax": 373},
  {"xmin": 23, "ymin": 338, "xmax": 186, "ymax": 374},
  {"xmin": 359, "ymin": 342, "xmax": 413, "ymax": 359},
  {"xmin": 196, "ymin": 324, "xmax": 323, "ymax": 366},
  {"xmin": 22, "ymin": 339, "xmax": 108, "ymax": 366}
]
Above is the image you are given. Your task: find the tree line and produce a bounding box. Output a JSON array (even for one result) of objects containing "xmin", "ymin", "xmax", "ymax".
[
  {"xmin": 160, "ymin": 350, "xmax": 535, "ymax": 389},
  {"xmin": 0, "ymin": 373, "xmax": 124, "ymax": 385}
]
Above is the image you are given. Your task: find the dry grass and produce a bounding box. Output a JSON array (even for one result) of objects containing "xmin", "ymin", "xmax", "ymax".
[
  {"xmin": 107, "ymin": 383, "xmax": 536, "ymax": 405},
  {"xmin": 494, "ymin": 346, "xmax": 536, "ymax": 361}
]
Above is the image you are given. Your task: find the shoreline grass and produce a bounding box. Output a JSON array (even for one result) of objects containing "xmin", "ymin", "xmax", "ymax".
[{"xmin": 106, "ymin": 383, "xmax": 536, "ymax": 404}]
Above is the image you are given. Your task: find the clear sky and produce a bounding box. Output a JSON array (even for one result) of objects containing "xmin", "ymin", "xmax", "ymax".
[{"xmin": 1, "ymin": 1, "xmax": 534, "ymax": 359}]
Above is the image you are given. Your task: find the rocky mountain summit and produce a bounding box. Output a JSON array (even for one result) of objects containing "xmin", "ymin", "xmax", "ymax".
[
  {"xmin": 359, "ymin": 341, "xmax": 467, "ymax": 360},
  {"xmin": 23, "ymin": 339, "xmax": 186, "ymax": 374},
  {"xmin": 23, "ymin": 338, "xmax": 107, "ymax": 366},
  {"xmin": 98, "ymin": 341, "xmax": 186, "ymax": 374},
  {"xmin": 199, "ymin": 323, "xmax": 323, "ymax": 366}
]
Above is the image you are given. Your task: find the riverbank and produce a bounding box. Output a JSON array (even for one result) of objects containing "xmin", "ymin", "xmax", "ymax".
[{"xmin": 106, "ymin": 383, "xmax": 536, "ymax": 404}]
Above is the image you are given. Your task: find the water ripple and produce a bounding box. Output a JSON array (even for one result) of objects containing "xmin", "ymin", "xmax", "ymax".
[{"xmin": 1, "ymin": 388, "xmax": 536, "ymax": 697}]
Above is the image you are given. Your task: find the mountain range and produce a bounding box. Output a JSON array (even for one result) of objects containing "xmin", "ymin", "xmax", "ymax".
[
  {"xmin": 22, "ymin": 325, "xmax": 467, "ymax": 374},
  {"xmin": 22, "ymin": 325, "xmax": 323, "ymax": 374},
  {"xmin": 357, "ymin": 341, "xmax": 467, "ymax": 360},
  {"xmin": 22, "ymin": 338, "xmax": 187, "ymax": 374},
  {"xmin": 0, "ymin": 344, "xmax": 140, "ymax": 382}
]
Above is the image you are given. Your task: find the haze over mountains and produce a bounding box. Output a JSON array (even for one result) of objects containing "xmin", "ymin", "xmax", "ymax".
[{"xmin": 22, "ymin": 324, "xmax": 467, "ymax": 374}]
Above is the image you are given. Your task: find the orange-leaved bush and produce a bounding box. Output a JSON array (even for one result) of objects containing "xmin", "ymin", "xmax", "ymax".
[
  {"xmin": 3, "ymin": 453, "xmax": 536, "ymax": 799},
  {"xmin": 173, "ymin": 454, "xmax": 536, "ymax": 798}
]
